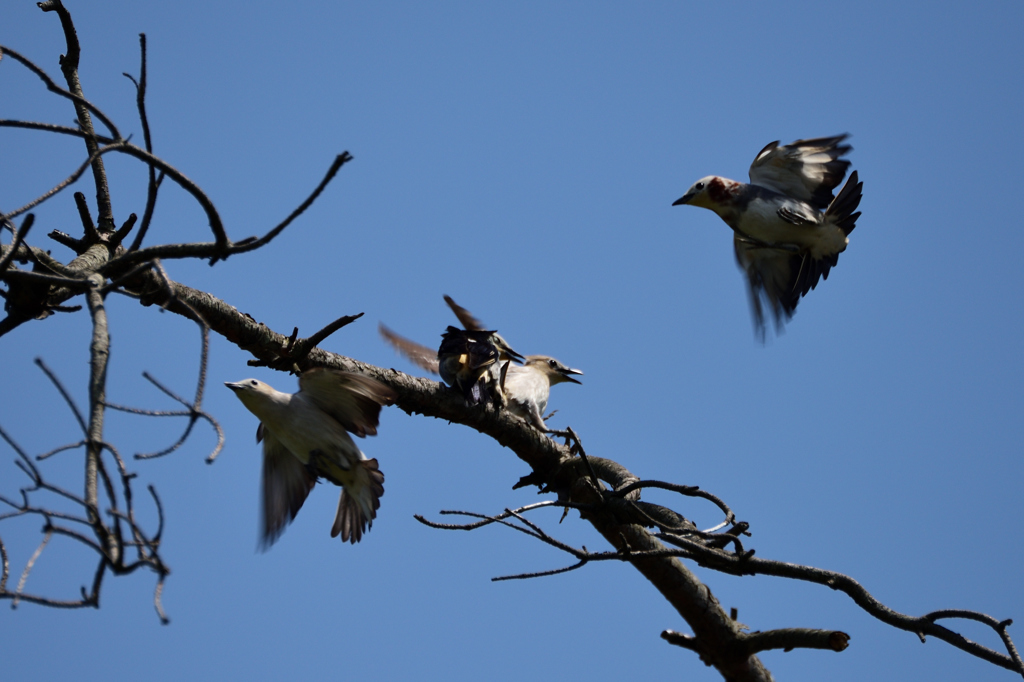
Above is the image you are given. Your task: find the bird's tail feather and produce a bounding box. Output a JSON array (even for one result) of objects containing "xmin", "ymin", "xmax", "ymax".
[
  {"xmin": 330, "ymin": 458, "xmax": 385, "ymax": 544},
  {"xmin": 825, "ymin": 170, "xmax": 862, "ymax": 236}
]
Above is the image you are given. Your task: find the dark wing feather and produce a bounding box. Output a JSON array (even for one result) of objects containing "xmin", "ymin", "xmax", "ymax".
[
  {"xmin": 749, "ymin": 135, "xmax": 851, "ymax": 210},
  {"xmin": 734, "ymin": 235, "xmax": 840, "ymax": 339},
  {"xmin": 444, "ymin": 294, "xmax": 487, "ymax": 331},
  {"xmin": 259, "ymin": 427, "xmax": 316, "ymax": 550}
]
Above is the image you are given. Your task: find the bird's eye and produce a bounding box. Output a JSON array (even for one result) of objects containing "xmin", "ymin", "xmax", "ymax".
[
  {"xmin": 548, "ymin": 360, "xmax": 557, "ymax": 368},
  {"xmin": 695, "ymin": 182, "xmax": 705, "ymax": 191},
  {"xmin": 249, "ymin": 380, "xmax": 258, "ymax": 386}
]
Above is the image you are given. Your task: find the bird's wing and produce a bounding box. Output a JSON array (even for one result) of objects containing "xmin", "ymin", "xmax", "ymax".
[
  {"xmin": 259, "ymin": 427, "xmax": 316, "ymax": 550},
  {"xmin": 443, "ymin": 296, "xmax": 523, "ymax": 362},
  {"xmin": 438, "ymin": 327, "xmax": 498, "ymax": 371},
  {"xmin": 298, "ymin": 368, "xmax": 396, "ymax": 438},
  {"xmin": 379, "ymin": 323, "xmax": 440, "ymax": 375},
  {"xmin": 733, "ymin": 235, "xmax": 834, "ymax": 339},
  {"xmin": 444, "ymin": 294, "xmax": 487, "ymax": 331},
  {"xmin": 748, "ymin": 135, "xmax": 851, "ymax": 210}
]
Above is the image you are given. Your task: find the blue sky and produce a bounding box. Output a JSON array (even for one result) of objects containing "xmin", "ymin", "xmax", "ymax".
[{"xmin": 2, "ymin": 1, "xmax": 1023, "ymax": 680}]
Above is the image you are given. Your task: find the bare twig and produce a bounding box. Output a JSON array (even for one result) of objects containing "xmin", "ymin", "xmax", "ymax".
[
  {"xmin": 0, "ymin": 214, "xmax": 34, "ymax": 275},
  {"xmin": 0, "ymin": 45, "xmax": 121, "ymax": 141},
  {"xmin": 612, "ymin": 479, "xmax": 736, "ymax": 525},
  {"xmin": 34, "ymin": 358, "xmax": 88, "ymax": 435},
  {"xmin": 13, "ymin": 527, "xmax": 53, "ymax": 608},
  {"xmin": 123, "ymin": 33, "xmax": 163, "ymax": 252}
]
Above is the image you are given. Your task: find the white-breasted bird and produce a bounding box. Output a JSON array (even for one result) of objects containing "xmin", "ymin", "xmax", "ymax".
[
  {"xmin": 225, "ymin": 369, "xmax": 395, "ymax": 547},
  {"xmin": 673, "ymin": 135, "xmax": 863, "ymax": 338},
  {"xmin": 501, "ymin": 356, "xmax": 582, "ymax": 431}
]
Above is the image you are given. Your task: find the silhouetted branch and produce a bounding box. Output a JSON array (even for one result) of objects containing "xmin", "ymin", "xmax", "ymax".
[
  {"xmin": 0, "ymin": 214, "xmax": 33, "ymax": 276},
  {"xmin": 423, "ymin": 483, "xmax": 1022, "ymax": 676},
  {"xmin": 123, "ymin": 33, "xmax": 163, "ymax": 252},
  {"xmin": 0, "ymin": 45, "xmax": 121, "ymax": 141},
  {"xmin": 104, "ymin": 323, "xmax": 224, "ymax": 463}
]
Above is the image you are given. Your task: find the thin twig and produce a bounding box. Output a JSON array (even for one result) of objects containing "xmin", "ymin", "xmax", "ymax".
[
  {"xmin": 0, "ymin": 45, "xmax": 121, "ymax": 140},
  {"xmin": 0, "ymin": 214, "xmax": 34, "ymax": 275},
  {"xmin": 13, "ymin": 528, "xmax": 53, "ymax": 608},
  {"xmin": 124, "ymin": 33, "xmax": 162, "ymax": 252},
  {"xmin": 34, "ymin": 358, "xmax": 88, "ymax": 434}
]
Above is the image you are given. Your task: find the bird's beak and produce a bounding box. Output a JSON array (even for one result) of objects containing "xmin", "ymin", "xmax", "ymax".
[
  {"xmin": 559, "ymin": 367, "xmax": 583, "ymax": 385},
  {"xmin": 224, "ymin": 381, "xmax": 243, "ymax": 392},
  {"xmin": 503, "ymin": 345, "xmax": 526, "ymax": 363},
  {"xmin": 672, "ymin": 193, "xmax": 694, "ymax": 206}
]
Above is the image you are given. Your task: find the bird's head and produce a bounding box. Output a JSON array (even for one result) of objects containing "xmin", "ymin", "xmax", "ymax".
[
  {"xmin": 672, "ymin": 175, "xmax": 720, "ymax": 210},
  {"xmin": 225, "ymin": 378, "xmax": 277, "ymax": 411},
  {"xmin": 526, "ymin": 356, "xmax": 583, "ymax": 385},
  {"xmin": 674, "ymin": 175, "xmax": 745, "ymax": 214}
]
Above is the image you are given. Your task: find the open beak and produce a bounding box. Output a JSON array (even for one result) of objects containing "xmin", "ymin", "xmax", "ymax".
[{"xmin": 559, "ymin": 367, "xmax": 583, "ymax": 385}]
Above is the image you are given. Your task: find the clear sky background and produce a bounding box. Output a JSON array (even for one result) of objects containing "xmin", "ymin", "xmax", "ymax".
[{"xmin": 2, "ymin": 2, "xmax": 1023, "ymax": 680}]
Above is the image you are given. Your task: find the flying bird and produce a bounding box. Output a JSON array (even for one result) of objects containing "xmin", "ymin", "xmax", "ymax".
[
  {"xmin": 379, "ymin": 297, "xmax": 581, "ymax": 431},
  {"xmin": 225, "ymin": 369, "xmax": 395, "ymax": 547},
  {"xmin": 673, "ymin": 134, "xmax": 863, "ymax": 338}
]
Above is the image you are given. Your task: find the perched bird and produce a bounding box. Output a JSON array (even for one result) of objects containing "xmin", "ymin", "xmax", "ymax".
[
  {"xmin": 379, "ymin": 297, "xmax": 581, "ymax": 431},
  {"xmin": 378, "ymin": 295, "xmax": 524, "ymax": 407},
  {"xmin": 437, "ymin": 325, "xmax": 504, "ymax": 405},
  {"xmin": 502, "ymin": 355, "xmax": 583, "ymax": 431},
  {"xmin": 441, "ymin": 295, "xmax": 524, "ymax": 406},
  {"xmin": 443, "ymin": 295, "xmax": 523, "ymax": 365},
  {"xmin": 225, "ymin": 369, "xmax": 395, "ymax": 547},
  {"xmin": 673, "ymin": 135, "xmax": 863, "ymax": 338}
]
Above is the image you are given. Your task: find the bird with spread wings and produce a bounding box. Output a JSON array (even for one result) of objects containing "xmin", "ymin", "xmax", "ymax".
[{"xmin": 674, "ymin": 135, "xmax": 863, "ymax": 338}]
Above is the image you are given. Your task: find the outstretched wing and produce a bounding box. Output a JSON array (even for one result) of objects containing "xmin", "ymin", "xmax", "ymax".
[
  {"xmin": 444, "ymin": 295, "xmax": 523, "ymax": 362},
  {"xmin": 259, "ymin": 426, "xmax": 316, "ymax": 550},
  {"xmin": 379, "ymin": 323, "xmax": 440, "ymax": 374},
  {"xmin": 298, "ymin": 368, "xmax": 396, "ymax": 438},
  {"xmin": 749, "ymin": 135, "xmax": 851, "ymax": 210},
  {"xmin": 444, "ymin": 294, "xmax": 487, "ymax": 331},
  {"xmin": 733, "ymin": 235, "xmax": 838, "ymax": 339}
]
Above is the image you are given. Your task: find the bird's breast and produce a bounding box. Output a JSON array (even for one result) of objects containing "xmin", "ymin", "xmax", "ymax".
[
  {"xmin": 503, "ymin": 369, "xmax": 550, "ymax": 412},
  {"xmin": 735, "ymin": 198, "xmax": 822, "ymax": 247}
]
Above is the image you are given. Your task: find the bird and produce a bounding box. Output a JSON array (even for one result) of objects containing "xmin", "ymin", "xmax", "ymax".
[
  {"xmin": 378, "ymin": 295, "xmax": 524, "ymax": 407},
  {"xmin": 502, "ymin": 355, "xmax": 582, "ymax": 431},
  {"xmin": 440, "ymin": 295, "xmax": 524, "ymax": 406},
  {"xmin": 379, "ymin": 297, "xmax": 581, "ymax": 431},
  {"xmin": 442, "ymin": 295, "xmax": 522, "ymax": 366},
  {"xmin": 437, "ymin": 325, "xmax": 504, "ymax": 405},
  {"xmin": 225, "ymin": 368, "xmax": 395, "ymax": 547},
  {"xmin": 673, "ymin": 134, "xmax": 863, "ymax": 338}
]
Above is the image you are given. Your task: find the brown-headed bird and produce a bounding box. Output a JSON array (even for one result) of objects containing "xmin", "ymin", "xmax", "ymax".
[
  {"xmin": 501, "ymin": 356, "xmax": 582, "ymax": 431},
  {"xmin": 673, "ymin": 135, "xmax": 862, "ymax": 338},
  {"xmin": 225, "ymin": 369, "xmax": 395, "ymax": 547}
]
